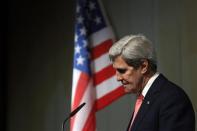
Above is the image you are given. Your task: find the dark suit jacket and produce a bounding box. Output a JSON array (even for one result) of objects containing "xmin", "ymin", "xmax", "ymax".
[{"xmin": 127, "ymin": 74, "xmax": 195, "ymax": 131}]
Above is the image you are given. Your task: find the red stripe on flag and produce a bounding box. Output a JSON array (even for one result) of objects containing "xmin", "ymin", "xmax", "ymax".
[
  {"xmin": 93, "ymin": 65, "xmax": 115, "ymax": 86},
  {"xmin": 91, "ymin": 39, "xmax": 113, "ymax": 60},
  {"xmin": 95, "ymin": 86, "xmax": 125, "ymax": 111},
  {"xmin": 83, "ymin": 105, "xmax": 96, "ymax": 131},
  {"xmin": 72, "ymin": 72, "xmax": 90, "ymax": 110}
]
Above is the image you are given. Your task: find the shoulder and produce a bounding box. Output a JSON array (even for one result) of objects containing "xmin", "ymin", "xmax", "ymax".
[
  {"xmin": 154, "ymin": 74, "xmax": 195, "ymax": 130},
  {"xmin": 152, "ymin": 74, "xmax": 193, "ymax": 109},
  {"xmin": 154, "ymin": 74, "xmax": 187, "ymax": 96},
  {"xmin": 158, "ymin": 75, "xmax": 190, "ymax": 101}
]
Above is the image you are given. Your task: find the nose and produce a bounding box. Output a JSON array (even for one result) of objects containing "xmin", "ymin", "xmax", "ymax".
[{"xmin": 116, "ymin": 72, "xmax": 123, "ymax": 81}]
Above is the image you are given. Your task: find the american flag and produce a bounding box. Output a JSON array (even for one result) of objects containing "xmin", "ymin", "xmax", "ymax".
[{"xmin": 71, "ymin": 0, "xmax": 125, "ymax": 130}]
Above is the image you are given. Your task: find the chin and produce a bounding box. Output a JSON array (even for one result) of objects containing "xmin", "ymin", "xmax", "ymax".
[
  {"xmin": 124, "ymin": 88, "xmax": 131, "ymax": 93},
  {"xmin": 124, "ymin": 86, "xmax": 137, "ymax": 94},
  {"xmin": 124, "ymin": 87, "xmax": 133, "ymax": 93}
]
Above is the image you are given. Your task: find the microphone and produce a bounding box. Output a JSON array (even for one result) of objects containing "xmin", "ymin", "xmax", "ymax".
[{"xmin": 62, "ymin": 102, "xmax": 86, "ymax": 131}]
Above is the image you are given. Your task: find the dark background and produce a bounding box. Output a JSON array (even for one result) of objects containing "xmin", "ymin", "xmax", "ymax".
[{"xmin": 3, "ymin": 0, "xmax": 74, "ymax": 130}]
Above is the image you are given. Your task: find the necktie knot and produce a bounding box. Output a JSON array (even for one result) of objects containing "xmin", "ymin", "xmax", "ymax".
[
  {"xmin": 137, "ymin": 94, "xmax": 144, "ymax": 100},
  {"xmin": 134, "ymin": 94, "xmax": 144, "ymax": 113}
]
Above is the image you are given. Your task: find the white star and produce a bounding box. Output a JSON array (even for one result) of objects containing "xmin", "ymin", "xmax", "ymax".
[
  {"xmin": 75, "ymin": 45, "xmax": 81, "ymax": 54},
  {"xmin": 80, "ymin": 27, "xmax": 87, "ymax": 36},
  {"xmin": 83, "ymin": 40, "xmax": 88, "ymax": 47},
  {"xmin": 89, "ymin": 2, "xmax": 96, "ymax": 10},
  {"xmin": 77, "ymin": 16, "xmax": 84, "ymax": 24},
  {"xmin": 95, "ymin": 16, "xmax": 101, "ymax": 24},
  {"xmin": 76, "ymin": 5, "xmax": 80, "ymax": 13},
  {"xmin": 75, "ymin": 34, "xmax": 78, "ymax": 42},
  {"xmin": 77, "ymin": 55, "xmax": 85, "ymax": 65}
]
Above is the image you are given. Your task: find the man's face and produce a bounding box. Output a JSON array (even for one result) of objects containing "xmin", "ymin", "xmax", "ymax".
[{"xmin": 112, "ymin": 56, "xmax": 145, "ymax": 94}]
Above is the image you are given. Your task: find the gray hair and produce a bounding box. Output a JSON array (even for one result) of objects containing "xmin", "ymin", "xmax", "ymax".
[{"xmin": 109, "ymin": 34, "xmax": 157, "ymax": 72}]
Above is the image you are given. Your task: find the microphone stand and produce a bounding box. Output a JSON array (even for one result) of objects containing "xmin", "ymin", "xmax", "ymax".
[
  {"xmin": 62, "ymin": 103, "xmax": 86, "ymax": 131},
  {"xmin": 62, "ymin": 116, "xmax": 70, "ymax": 131}
]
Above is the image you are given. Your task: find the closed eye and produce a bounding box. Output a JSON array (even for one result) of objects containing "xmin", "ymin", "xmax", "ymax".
[{"xmin": 117, "ymin": 68, "xmax": 127, "ymax": 74}]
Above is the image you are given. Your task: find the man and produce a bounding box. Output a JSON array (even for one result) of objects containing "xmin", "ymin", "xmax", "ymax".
[{"xmin": 108, "ymin": 34, "xmax": 195, "ymax": 131}]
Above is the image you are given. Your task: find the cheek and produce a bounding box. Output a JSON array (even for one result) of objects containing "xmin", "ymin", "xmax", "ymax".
[
  {"xmin": 123, "ymin": 73, "xmax": 133, "ymax": 82},
  {"xmin": 127, "ymin": 71, "xmax": 142, "ymax": 84},
  {"xmin": 122, "ymin": 74, "xmax": 136, "ymax": 85}
]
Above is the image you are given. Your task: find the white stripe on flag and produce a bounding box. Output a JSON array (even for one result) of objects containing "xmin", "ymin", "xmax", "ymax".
[
  {"xmin": 96, "ymin": 75, "xmax": 121, "ymax": 99},
  {"xmin": 71, "ymin": 69, "xmax": 81, "ymax": 104},
  {"xmin": 89, "ymin": 27, "xmax": 115, "ymax": 47},
  {"xmin": 92, "ymin": 53, "xmax": 111, "ymax": 73}
]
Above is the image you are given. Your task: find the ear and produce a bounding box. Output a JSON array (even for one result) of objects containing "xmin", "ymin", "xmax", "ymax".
[{"xmin": 140, "ymin": 59, "xmax": 149, "ymax": 74}]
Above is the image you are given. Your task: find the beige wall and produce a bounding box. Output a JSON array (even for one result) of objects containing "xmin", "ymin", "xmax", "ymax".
[{"xmin": 181, "ymin": 0, "xmax": 197, "ymax": 109}]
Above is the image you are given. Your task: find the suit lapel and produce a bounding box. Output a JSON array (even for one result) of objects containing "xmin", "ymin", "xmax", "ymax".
[{"xmin": 130, "ymin": 74, "xmax": 167, "ymax": 131}]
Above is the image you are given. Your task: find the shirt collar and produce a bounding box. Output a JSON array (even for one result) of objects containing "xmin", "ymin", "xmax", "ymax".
[{"xmin": 142, "ymin": 72, "xmax": 160, "ymax": 97}]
